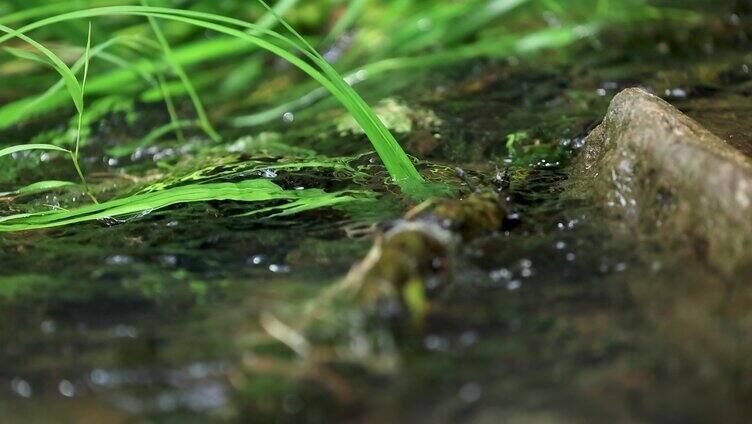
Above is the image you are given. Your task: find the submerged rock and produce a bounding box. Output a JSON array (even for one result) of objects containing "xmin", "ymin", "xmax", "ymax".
[
  {"xmin": 571, "ymin": 88, "xmax": 752, "ymax": 275},
  {"xmin": 343, "ymin": 190, "xmax": 510, "ymax": 322}
]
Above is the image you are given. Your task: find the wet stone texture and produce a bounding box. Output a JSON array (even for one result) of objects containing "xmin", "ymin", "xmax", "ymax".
[{"xmin": 570, "ymin": 87, "xmax": 752, "ymax": 276}]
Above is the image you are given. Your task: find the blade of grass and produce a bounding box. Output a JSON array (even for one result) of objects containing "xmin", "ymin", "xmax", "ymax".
[
  {"xmin": 0, "ymin": 23, "xmax": 82, "ymax": 114},
  {"xmin": 0, "ymin": 179, "xmax": 368, "ymax": 232},
  {"xmin": 16, "ymin": 36, "xmax": 135, "ymax": 120},
  {"xmin": 0, "ymin": 0, "xmax": 133, "ymax": 25},
  {"xmin": 142, "ymin": 0, "xmax": 221, "ymax": 142},
  {"xmin": 238, "ymin": 189, "xmax": 374, "ymax": 218},
  {"xmin": 155, "ymin": 71, "xmax": 186, "ymax": 145},
  {"xmin": 72, "ymin": 22, "xmax": 97, "ymax": 204},
  {"xmin": 3, "ymin": 45, "xmax": 50, "ymax": 65},
  {"xmin": 0, "ymin": 144, "xmax": 71, "ymax": 157},
  {"xmin": 255, "ymin": 0, "xmax": 427, "ymax": 194},
  {"xmin": 0, "ymin": 180, "xmax": 77, "ymax": 198}
]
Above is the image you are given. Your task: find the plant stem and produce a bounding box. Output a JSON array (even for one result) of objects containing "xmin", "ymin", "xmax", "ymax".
[
  {"xmin": 74, "ymin": 22, "xmax": 98, "ymax": 204},
  {"xmin": 69, "ymin": 151, "xmax": 98, "ymax": 204},
  {"xmin": 156, "ymin": 71, "xmax": 186, "ymax": 144}
]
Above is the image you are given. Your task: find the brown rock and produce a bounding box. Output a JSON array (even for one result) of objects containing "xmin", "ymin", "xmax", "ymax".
[{"xmin": 571, "ymin": 87, "xmax": 752, "ymax": 275}]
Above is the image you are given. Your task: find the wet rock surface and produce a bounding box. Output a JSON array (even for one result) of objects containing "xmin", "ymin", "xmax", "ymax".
[{"xmin": 571, "ymin": 87, "xmax": 752, "ymax": 275}]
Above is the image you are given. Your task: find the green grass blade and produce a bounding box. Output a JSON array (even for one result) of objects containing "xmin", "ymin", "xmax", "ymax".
[
  {"xmin": 0, "ymin": 179, "xmax": 365, "ymax": 232},
  {"xmin": 15, "ymin": 36, "xmax": 132, "ymax": 120},
  {"xmin": 75, "ymin": 22, "xmax": 92, "ymax": 159},
  {"xmin": 239, "ymin": 189, "xmax": 374, "ymax": 218},
  {"xmin": 255, "ymin": 1, "xmax": 426, "ymax": 193},
  {"xmin": 3, "ymin": 46, "xmax": 49, "ymax": 64},
  {"xmin": 0, "ymin": 23, "xmax": 83, "ymax": 113},
  {"xmin": 72, "ymin": 22, "xmax": 97, "ymax": 204},
  {"xmin": 0, "ymin": 144, "xmax": 71, "ymax": 157},
  {"xmin": 0, "ymin": 0, "xmax": 133, "ymax": 26},
  {"xmin": 0, "ymin": 180, "xmax": 77, "ymax": 198},
  {"xmin": 254, "ymin": 0, "xmax": 300, "ymax": 29},
  {"xmin": 155, "ymin": 71, "xmax": 186, "ymax": 144},
  {"xmin": 143, "ymin": 0, "xmax": 221, "ymax": 142}
]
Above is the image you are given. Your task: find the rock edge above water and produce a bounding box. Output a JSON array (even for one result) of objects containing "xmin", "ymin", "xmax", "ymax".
[{"xmin": 571, "ymin": 87, "xmax": 752, "ymax": 275}]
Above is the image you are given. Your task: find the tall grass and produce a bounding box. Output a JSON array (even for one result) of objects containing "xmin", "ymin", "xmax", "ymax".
[{"xmin": 0, "ymin": 4, "xmax": 429, "ymax": 197}]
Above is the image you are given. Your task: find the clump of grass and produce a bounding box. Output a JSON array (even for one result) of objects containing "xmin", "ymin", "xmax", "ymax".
[
  {"xmin": 0, "ymin": 3, "xmax": 430, "ymax": 200},
  {"xmin": 0, "ymin": 0, "xmax": 687, "ymax": 232}
]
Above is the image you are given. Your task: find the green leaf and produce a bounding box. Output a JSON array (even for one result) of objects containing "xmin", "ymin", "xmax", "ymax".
[
  {"xmin": 3, "ymin": 46, "xmax": 49, "ymax": 65},
  {"xmin": 0, "ymin": 144, "xmax": 70, "ymax": 158},
  {"xmin": 0, "ymin": 180, "xmax": 77, "ymax": 197},
  {"xmin": 143, "ymin": 0, "xmax": 221, "ymax": 142},
  {"xmin": 0, "ymin": 23, "xmax": 83, "ymax": 114},
  {"xmin": 0, "ymin": 179, "xmax": 364, "ymax": 232}
]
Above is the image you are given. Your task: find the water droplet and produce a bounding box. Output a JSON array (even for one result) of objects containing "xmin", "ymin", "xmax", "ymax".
[
  {"xmin": 259, "ymin": 168, "xmax": 278, "ymax": 179},
  {"xmin": 566, "ymin": 252, "xmax": 577, "ymax": 262},
  {"xmin": 506, "ymin": 280, "xmax": 522, "ymax": 291},
  {"xmin": 58, "ymin": 380, "xmax": 75, "ymax": 397},
  {"xmin": 665, "ymin": 88, "xmax": 687, "ymax": 98},
  {"xmin": 490, "ymin": 268, "xmax": 512, "ymax": 282},
  {"xmin": 555, "ymin": 241, "xmax": 567, "ymax": 250},
  {"xmin": 106, "ymin": 255, "xmax": 132, "ymax": 266},
  {"xmin": 268, "ymin": 264, "xmax": 290, "ymax": 273},
  {"xmin": 424, "ymin": 334, "xmax": 447, "ymax": 351},
  {"xmin": 282, "ymin": 112, "xmax": 295, "ymax": 123},
  {"xmin": 248, "ymin": 254, "xmax": 266, "ymax": 265},
  {"xmin": 11, "ymin": 378, "xmax": 32, "ymax": 398}
]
